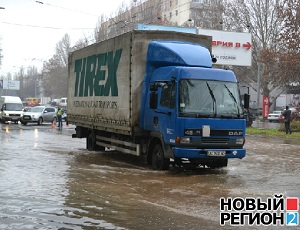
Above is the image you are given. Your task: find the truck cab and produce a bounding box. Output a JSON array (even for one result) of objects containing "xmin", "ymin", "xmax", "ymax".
[{"xmin": 140, "ymin": 40, "xmax": 246, "ymax": 169}]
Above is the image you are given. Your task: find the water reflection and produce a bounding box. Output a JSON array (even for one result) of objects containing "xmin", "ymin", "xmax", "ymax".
[{"xmin": 0, "ymin": 129, "xmax": 71, "ymax": 229}]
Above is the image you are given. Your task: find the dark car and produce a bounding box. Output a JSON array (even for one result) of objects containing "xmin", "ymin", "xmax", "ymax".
[{"xmin": 20, "ymin": 106, "xmax": 57, "ymax": 125}]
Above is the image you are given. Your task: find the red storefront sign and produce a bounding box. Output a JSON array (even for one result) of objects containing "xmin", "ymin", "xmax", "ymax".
[{"xmin": 212, "ymin": 41, "xmax": 252, "ymax": 50}]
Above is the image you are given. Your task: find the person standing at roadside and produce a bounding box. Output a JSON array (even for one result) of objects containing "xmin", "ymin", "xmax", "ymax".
[
  {"xmin": 282, "ymin": 106, "xmax": 292, "ymax": 134},
  {"xmin": 57, "ymin": 107, "xmax": 63, "ymax": 128}
]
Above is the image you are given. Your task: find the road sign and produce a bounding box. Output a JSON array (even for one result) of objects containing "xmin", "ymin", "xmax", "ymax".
[{"xmin": 2, "ymin": 80, "xmax": 20, "ymax": 90}]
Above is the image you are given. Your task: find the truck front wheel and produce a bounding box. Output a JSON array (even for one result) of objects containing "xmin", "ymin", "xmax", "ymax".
[
  {"xmin": 87, "ymin": 132, "xmax": 105, "ymax": 151},
  {"xmin": 152, "ymin": 144, "xmax": 170, "ymax": 170}
]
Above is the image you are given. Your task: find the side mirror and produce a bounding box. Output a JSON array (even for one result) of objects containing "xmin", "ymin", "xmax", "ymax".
[
  {"xmin": 150, "ymin": 92, "xmax": 158, "ymax": 109},
  {"xmin": 244, "ymin": 94, "xmax": 250, "ymax": 109}
]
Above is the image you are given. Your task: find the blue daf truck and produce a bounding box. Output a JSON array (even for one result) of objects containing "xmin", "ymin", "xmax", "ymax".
[{"xmin": 68, "ymin": 30, "xmax": 248, "ymax": 170}]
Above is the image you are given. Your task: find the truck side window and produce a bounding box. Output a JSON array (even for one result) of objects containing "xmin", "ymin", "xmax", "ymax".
[{"xmin": 160, "ymin": 83, "xmax": 175, "ymax": 109}]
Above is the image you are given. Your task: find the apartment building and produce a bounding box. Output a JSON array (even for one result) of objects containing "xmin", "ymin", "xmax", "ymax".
[{"xmin": 99, "ymin": 0, "xmax": 217, "ymax": 41}]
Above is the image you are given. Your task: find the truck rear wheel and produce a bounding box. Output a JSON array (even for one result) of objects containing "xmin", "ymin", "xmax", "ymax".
[{"xmin": 152, "ymin": 144, "xmax": 170, "ymax": 170}]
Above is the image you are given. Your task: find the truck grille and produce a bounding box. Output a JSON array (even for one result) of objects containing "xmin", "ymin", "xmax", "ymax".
[{"xmin": 201, "ymin": 138, "xmax": 229, "ymax": 145}]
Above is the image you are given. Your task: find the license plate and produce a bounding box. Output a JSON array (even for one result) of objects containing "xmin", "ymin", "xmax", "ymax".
[
  {"xmin": 207, "ymin": 151, "xmax": 226, "ymax": 157},
  {"xmin": 23, "ymin": 117, "xmax": 30, "ymax": 120}
]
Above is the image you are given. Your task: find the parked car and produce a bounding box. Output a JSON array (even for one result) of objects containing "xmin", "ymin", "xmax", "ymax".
[
  {"xmin": 62, "ymin": 110, "xmax": 67, "ymax": 121},
  {"xmin": 51, "ymin": 99, "xmax": 60, "ymax": 107},
  {"xmin": 279, "ymin": 111, "xmax": 300, "ymax": 122},
  {"xmin": 59, "ymin": 97, "xmax": 67, "ymax": 108},
  {"xmin": 267, "ymin": 111, "xmax": 282, "ymax": 122},
  {"xmin": 20, "ymin": 106, "xmax": 57, "ymax": 125}
]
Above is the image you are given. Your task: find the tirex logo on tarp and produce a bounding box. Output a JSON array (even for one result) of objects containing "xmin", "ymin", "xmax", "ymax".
[
  {"xmin": 198, "ymin": 29, "xmax": 252, "ymax": 67},
  {"xmin": 73, "ymin": 49, "xmax": 122, "ymax": 97}
]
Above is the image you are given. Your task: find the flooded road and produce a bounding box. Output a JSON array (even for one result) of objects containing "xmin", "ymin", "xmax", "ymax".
[{"xmin": 0, "ymin": 123, "xmax": 299, "ymax": 229}]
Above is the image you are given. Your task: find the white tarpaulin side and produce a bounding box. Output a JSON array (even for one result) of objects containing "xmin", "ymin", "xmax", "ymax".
[{"xmin": 67, "ymin": 30, "xmax": 211, "ymax": 135}]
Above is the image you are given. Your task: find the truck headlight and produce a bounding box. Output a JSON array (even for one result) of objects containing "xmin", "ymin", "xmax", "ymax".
[
  {"xmin": 236, "ymin": 138, "xmax": 244, "ymax": 145},
  {"xmin": 176, "ymin": 137, "xmax": 191, "ymax": 144},
  {"xmin": 5, "ymin": 113, "xmax": 9, "ymax": 116}
]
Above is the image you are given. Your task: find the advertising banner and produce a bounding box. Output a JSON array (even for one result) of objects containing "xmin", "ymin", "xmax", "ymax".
[
  {"xmin": 2, "ymin": 80, "xmax": 20, "ymax": 90},
  {"xmin": 263, "ymin": 96, "xmax": 269, "ymax": 118}
]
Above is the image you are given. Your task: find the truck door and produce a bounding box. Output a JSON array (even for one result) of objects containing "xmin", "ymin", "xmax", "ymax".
[{"xmin": 156, "ymin": 81, "xmax": 177, "ymax": 145}]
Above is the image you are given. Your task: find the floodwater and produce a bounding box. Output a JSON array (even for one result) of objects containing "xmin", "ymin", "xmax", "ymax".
[{"xmin": 0, "ymin": 122, "xmax": 300, "ymax": 229}]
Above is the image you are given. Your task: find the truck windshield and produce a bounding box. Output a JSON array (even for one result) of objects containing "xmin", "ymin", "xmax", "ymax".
[
  {"xmin": 4, "ymin": 103, "xmax": 23, "ymax": 111},
  {"xmin": 179, "ymin": 79, "xmax": 243, "ymax": 117}
]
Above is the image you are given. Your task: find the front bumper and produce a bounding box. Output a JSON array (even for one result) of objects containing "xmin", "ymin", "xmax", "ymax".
[
  {"xmin": 21, "ymin": 117, "xmax": 38, "ymax": 122},
  {"xmin": 173, "ymin": 147, "xmax": 246, "ymax": 159},
  {"xmin": 2, "ymin": 116, "xmax": 21, "ymax": 122}
]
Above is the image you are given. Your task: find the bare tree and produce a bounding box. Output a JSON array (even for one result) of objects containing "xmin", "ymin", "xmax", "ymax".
[
  {"xmin": 277, "ymin": 0, "xmax": 300, "ymax": 92},
  {"xmin": 223, "ymin": 0, "xmax": 286, "ymax": 106},
  {"xmin": 41, "ymin": 34, "xmax": 71, "ymax": 98},
  {"xmin": 94, "ymin": 14, "xmax": 110, "ymax": 42},
  {"xmin": 22, "ymin": 66, "xmax": 40, "ymax": 99},
  {"xmin": 72, "ymin": 37, "xmax": 89, "ymax": 51},
  {"xmin": 55, "ymin": 34, "xmax": 72, "ymax": 67},
  {"xmin": 191, "ymin": 0, "xmax": 225, "ymax": 29},
  {"xmin": 0, "ymin": 38, "xmax": 3, "ymax": 69}
]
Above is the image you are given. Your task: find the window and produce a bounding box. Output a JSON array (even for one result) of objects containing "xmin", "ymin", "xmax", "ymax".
[
  {"xmin": 160, "ymin": 83, "xmax": 175, "ymax": 109},
  {"xmin": 45, "ymin": 108, "xmax": 54, "ymax": 112},
  {"xmin": 179, "ymin": 79, "xmax": 242, "ymax": 116}
]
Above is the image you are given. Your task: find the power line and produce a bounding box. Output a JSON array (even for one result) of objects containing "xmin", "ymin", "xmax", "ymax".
[
  {"xmin": 33, "ymin": 0, "xmax": 99, "ymax": 17},
  {"xmin": 0, "ymin": 21, "xmax": 94, "ymax": 30}
]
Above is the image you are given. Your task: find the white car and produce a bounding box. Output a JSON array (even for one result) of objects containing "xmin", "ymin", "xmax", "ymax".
[
  {"xmin": 59, "ymin": 98, "xmax": 67, "ymax": 108},
  {"xmin": 20, "ymin": 106, "xmax": 57, "ymax": 125},
  {"xmin": 267, "ymin": 111, "xmax": 282, "ymax": 122}
]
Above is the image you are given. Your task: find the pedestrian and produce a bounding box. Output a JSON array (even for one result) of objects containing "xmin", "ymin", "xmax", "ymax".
[
  {"xmin": 57, "ymin": 107, "xmax": 63, "ymax": 128},
  {"xmin": 282, "ymin": 106, "xmax": 292, "ymax": 134}
]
